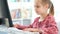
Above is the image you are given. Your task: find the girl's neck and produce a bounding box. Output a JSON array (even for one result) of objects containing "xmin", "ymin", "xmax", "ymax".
[{"xmin": 40, "ymin": 13, "xmax": 48, "ymax": 19}]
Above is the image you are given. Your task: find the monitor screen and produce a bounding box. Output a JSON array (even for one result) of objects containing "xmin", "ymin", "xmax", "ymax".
[{"xmin": 0, "ymin": 0, "xmax": 13, "ymax": 27}]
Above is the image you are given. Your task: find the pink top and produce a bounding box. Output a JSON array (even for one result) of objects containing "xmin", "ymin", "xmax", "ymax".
[{"xmin": 17, "ymin": 14, "xmax": 58, "ymax": 34}]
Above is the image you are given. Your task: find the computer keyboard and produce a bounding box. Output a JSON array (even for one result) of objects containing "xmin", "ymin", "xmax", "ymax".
[
  {"xmin": 8, "ymin": 27, "xmax": 24, "ymax": 34},
  {"xmin": 8, "ymin": 27, "xmax": 39, "ymax": 34}
]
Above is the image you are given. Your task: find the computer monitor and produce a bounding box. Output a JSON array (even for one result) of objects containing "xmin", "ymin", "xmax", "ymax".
[{"xmin": 0, "ymin": 0, "xmax": 13, "ymax": 27}]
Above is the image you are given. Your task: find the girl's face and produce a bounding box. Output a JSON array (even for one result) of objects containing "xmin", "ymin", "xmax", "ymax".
[{"xmin": 34, "ymin": 0, "xmax": 49, "ymax": 15}]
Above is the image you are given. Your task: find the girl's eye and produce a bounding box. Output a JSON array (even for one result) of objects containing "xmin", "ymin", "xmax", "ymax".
[
  {"xmin": 35, "ymin": 6, "xmax": 40, "ymax": 8},
  {"xmin": 37, "ymin": 6, "xmax": 40, "ymax": 8}
]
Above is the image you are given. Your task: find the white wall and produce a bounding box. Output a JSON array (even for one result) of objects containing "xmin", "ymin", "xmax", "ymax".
[{"xmin": 52, "ymin": 0, "xmax": 60, "ymax": 22}]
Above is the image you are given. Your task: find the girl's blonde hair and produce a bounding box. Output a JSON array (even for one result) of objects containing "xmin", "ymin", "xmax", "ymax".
[{"xmin": 40, "ymin": 0, "xmax": 54, "ymax": 16}]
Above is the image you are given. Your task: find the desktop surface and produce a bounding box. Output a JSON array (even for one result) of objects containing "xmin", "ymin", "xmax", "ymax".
[{"xmin": 0, "ymin": 25, "xmax": 39, "ymax": 34}]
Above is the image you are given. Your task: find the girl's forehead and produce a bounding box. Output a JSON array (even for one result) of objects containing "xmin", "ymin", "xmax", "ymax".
[
  {"xmin": 35, "ymin": 0, "xmax": 42, "ymax": 3},
  {"xmin": 35, "ymin": 2, "xmax": 42, "ymax": 6},
  {"xmin": 35, "ymin": 0, "xmax": 42, "ymax": 5},
  {"xmin": 35, "ymin": 3, "xmax": 41, "ymax": 6}
]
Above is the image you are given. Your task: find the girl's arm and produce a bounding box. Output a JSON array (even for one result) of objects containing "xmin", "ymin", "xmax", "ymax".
[
  {"xmin": 23, "ymin": 28, "xmax": 42, "ymax": 33},
  {"xmin": 13, "ymin": 17, "xmax": 39, "ymax": 30},
  {"xmin": 14, "ymin": 24, "xmax": 32, "ymax": 30}
]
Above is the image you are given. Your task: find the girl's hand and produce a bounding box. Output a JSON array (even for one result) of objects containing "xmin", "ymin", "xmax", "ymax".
[
  {"xmin": 23, "ymin": 28, "xmax": 40, "ymax": 32},
  {"xmin": 23, "ymin": 28, "xmax": 31, "ymax": 31},
  {"xmin": 13, "ymin": 24, "xmax": 20, "ymax": 28}
]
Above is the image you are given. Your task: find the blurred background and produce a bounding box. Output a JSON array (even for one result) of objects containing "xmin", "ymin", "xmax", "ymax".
[{"xmin": 7, "ymin": 0, "xmax": 60, "ymax": 25}]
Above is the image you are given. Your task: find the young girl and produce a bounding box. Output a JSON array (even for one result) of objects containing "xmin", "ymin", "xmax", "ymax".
[{"xmin": 14, "ymin": 0, "xmax": 58, "ymax": 34}]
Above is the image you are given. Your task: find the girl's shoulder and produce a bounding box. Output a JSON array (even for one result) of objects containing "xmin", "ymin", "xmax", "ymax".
[
  {"xmin": 47, "ymin": 14, "xmax": 55, "ymax": 21},
  {"xmin": 47, "ymin": 14, "xmax": 54, "ymax": 19}
]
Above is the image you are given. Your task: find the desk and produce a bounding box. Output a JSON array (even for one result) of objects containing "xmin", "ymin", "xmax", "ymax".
[
  {"xmin": 0, "ymin": 25, "xmax": 39, "ymax": 34},
  {"xmin": 0, "ymin": 25, "xmax": 8, "ymax": 34},
  {"xmin": 0, "ymin": 31, "xmax": 8, "ymax": 34}
]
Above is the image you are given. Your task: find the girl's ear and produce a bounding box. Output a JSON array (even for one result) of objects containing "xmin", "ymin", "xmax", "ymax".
[{"xmin": 44, "ymin": 4, "xmax": 49, "ymax": 9}]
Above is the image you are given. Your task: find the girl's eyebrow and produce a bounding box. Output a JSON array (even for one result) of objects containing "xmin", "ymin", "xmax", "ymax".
[{"xmin": 35, "ymin": 5, "xmax": 40, "ymax": 6}]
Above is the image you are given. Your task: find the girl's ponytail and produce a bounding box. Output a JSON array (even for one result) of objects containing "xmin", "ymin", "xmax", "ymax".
[{"xmin": 49, "ymin": 4, "xmax": 54, "ymax": 16}]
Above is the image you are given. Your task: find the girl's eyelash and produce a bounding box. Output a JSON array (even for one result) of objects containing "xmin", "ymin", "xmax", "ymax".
[
  {"xmin": 36, "ymin": 6, "xmax": 40, "ymax": 8},
  {"xmin": 34, "ymin": 5, "xmax": 40, "ymax": 8}
]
